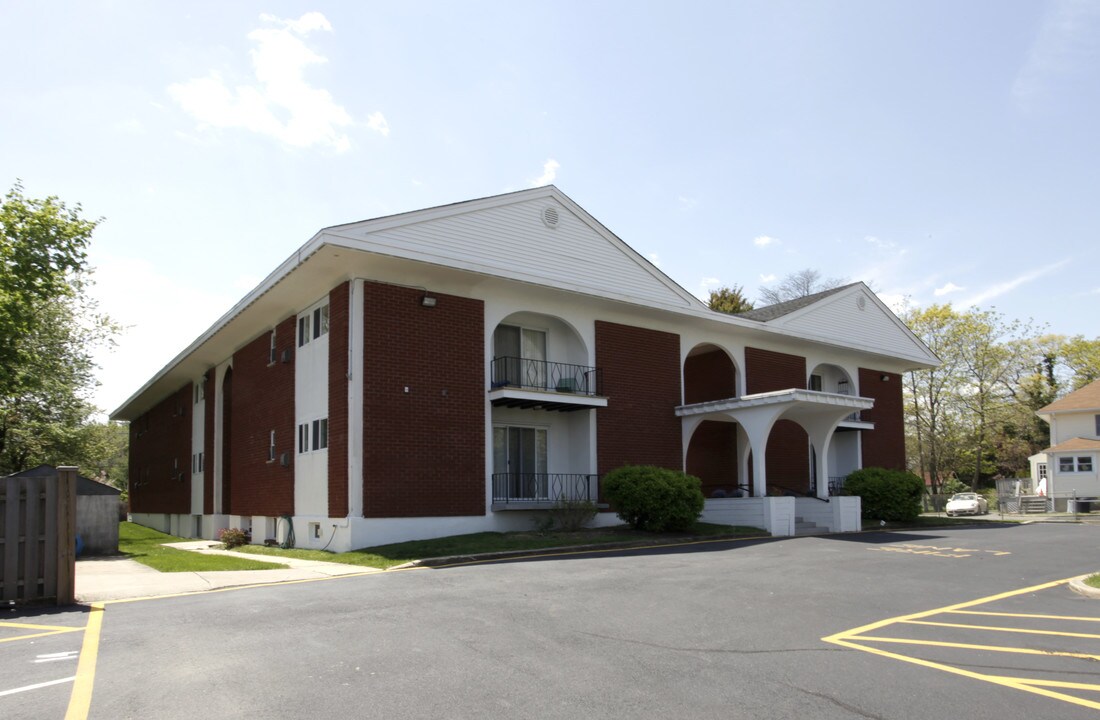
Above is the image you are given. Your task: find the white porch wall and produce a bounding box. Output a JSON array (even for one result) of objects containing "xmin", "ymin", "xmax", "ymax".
[
  {"xmin": 295, "ymin": 298, "xmax": 329, "ymax": 517},
  {"xmin": 828, "ymin": 432, "xmax": 861, "ymax": 477},
  {"xmin": 190, "ymin": 384, "xmax": 204, "ymax": 514}
]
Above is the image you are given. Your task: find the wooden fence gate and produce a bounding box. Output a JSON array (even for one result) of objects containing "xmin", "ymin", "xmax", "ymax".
[{"xmin": 0, "ymin": 466, "xmax": 76, "ymax": 604}]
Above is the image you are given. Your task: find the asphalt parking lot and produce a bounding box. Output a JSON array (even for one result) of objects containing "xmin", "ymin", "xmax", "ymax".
[{"xmin": 4, "ymin": 521, "xmax": 1100, "ymax": 719}]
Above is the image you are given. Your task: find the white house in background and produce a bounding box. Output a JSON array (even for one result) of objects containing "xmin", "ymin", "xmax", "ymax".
[{"xmin": 1030, "ymin": 378, "xmax": 1100, "ymax": 509}]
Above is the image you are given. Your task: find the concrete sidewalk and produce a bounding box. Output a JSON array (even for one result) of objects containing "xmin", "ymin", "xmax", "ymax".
[{"xmin": 76, "ymin": 542, "xmax": 377, "ymax": 603}]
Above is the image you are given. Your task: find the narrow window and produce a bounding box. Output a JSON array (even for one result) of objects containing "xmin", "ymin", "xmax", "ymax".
[
  {"xmin": 1037, "ymin": 463, "xmax": 1048, "ymax": 480},
  {"xmin": 198, "ymin": 452, "xmax": 203, "ymax": 472},
  {"xmin": 298, "ymin": 315, "xmax": 310, "ymax": 347},
  {"xmin": 269, "ymin": 328, "xmax": 277, "ymax": 364},
  {"xmin": 1095, "ymin": 414, "xmax": 1100, "ymax": 437},
  {"xmin": 269, "ymin": 431, "xmax": 276, "ymax": 462},
  {"xmin": 312, "ymin": 418, "xmax": 328, "ymax": 451},
  {"xmin": 809, "ymin": 375, "xmax": 822, "ymax": 391},
  {"xmin": 298, "ymin": 423, "xmax": 309, "ymax": 454},
  {"xmin": 313, "ymin": 304, "xmax": 329, "ymax": 339}
]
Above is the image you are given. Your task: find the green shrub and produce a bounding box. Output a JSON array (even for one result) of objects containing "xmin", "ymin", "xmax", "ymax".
[
  {"xmin": 941, "ymin": 477, "xmax": 970, "ymax": 496},
  {"xmin": 218, "ymin": 527, "xmax": 249, "ymax": 549},
  {"xmin": 845, "ymin": 467, "xmax": 924, "ymax": 522},
  {"xmin": 602, "ymin": 465, "xmax": 704, "ymax": 532}
]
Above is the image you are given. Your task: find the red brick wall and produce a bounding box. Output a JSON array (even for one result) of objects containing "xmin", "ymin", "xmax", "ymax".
[
  {"xmin": 203, "ymin": 372, "xmax": 215, "ymax": 514},
  {"xmin": 226, "ymin": 317, "xmax": 297, "ymax": 517},
  {"xmin": 328, "ymin": 282, "xmax": 350, "ymax": 517},
  {"xmin": 745, "ymin": 347, "xmax": 809, "ymax": 491},
  {"xmin": 362, "ymin": 282, "xmax": 485, "ymax": 518},
  {"xmin": 684, "ymin": 349, "xmax": 735, "ymax": 404},
  {"xmin": 129, "ymin": 384, "xmax": 192, "ymax": 514},
  {"xmin": 745, "ymin": 347, "xmax": 806, "ymax": 393},
  {"xmin": 594, "ymin": 321, "xmax": 682, "ymax": 477},
  {"xmin": 858, "ymin": 368, "xmax": 906, "ymax": 470},
  {"xmin": 686, "ymin": 420, "xmax": 738, "ymax": 497}
]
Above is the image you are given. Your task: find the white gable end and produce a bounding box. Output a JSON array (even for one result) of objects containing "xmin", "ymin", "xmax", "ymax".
[
  {"xmin": 326, "ymin": 192, "xmax": 698, "ymax": 309},
  {"xmin": 771, "ymin": 286, "xmax": 936, "ymax": 365}
]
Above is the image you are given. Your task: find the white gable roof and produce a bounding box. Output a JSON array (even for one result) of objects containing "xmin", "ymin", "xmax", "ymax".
[
  {"xmin": 322, "ymin": 186, "xmax": 704, "ymax": 311},
  {"xmin": 755, "ymin": 283, "xmax": 938, "ymax": 366}
]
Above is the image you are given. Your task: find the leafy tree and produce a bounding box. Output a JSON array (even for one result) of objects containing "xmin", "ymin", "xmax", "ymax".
[
  {"xmin": 0, "ymin": 181, "xmax": 117, "ymax": 475},
  {"xmin": 758, "ymin": 268, "xmax": 847, "ymax": 305},
  {"xmin": 1061, "ymin": 336, "xmax": 1100, "ymax": 389},
  {"xmin": 707, "ymin": 285, "xmax": 754, "ymax": 314}
]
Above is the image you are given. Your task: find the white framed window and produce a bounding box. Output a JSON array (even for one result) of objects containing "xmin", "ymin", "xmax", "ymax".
[
  {"xmin": 298, "ymin": 314, "xmax": 311, "ymax": 348},
  {"xmin": 269, "ymin": 328, "xmax": 277, "ymax": 364},
  {"xmin": 313, "ymin": 304, "xmax": 329, "ymax": 340},
  {"xmin": 298, "ymin": 418, "xmax": 329, "ymax": 454},
  {"xmin": 268, "ymin": 431, "xmax": 276, "ymax": 462},
  {"xmin": 1037, "ymin": 463, "xmax": 1048, "ymax": 480},
  {"xmin": 1059, "ymin": 456, "xmax": 1095, "ymax": 473}
]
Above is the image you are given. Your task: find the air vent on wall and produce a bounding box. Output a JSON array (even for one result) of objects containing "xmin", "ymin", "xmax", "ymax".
[{"xmin": 541, "ymin": 206, "xmax": 559, "ymax": 229}]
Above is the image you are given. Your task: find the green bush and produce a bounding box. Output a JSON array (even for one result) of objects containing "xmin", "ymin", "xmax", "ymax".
[
  {"xmin": 941, "ymin": 477, "xmax": 970, "ymax": 496},
  {"xmin": 602, "ymin": 465, "xmax": 704, "ymax": 532},
  {"xmin": 218, "ymin": 527, "xmax": 249, "ymax": 549},
  {"xmin": 845, "ymin": 467, "xmax": 924, "ymax": 522}
]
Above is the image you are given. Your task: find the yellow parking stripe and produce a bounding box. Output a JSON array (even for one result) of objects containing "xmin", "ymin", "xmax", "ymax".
[
  {"xmin": 828, "ymin": 636, "xmax": 1100, "ymax": 711},
  {"xmin": 902, "ymin": 619, "xmax": 1100, "ymax": 639},
  {"xmin": 949, "ymin": 609, "xmax": 1100, "ymax": 623},
  {"xmin": 0, "ymin": 628, "xmax": 83, "ymax": 644},
  {"xmin": 852, "ymin": 634, "xmax": 1100, "ymax": 661},
  {"xmin": 1007, "ymin": 678, "xmax": 1100, "ymax": 692},
  {"xmin": 64, "ymin": 603, "xmax": 104, "ymax": 720},
  {"xmin": 0, "ymin": 620, "xmax": 81, "ymax": 632}
]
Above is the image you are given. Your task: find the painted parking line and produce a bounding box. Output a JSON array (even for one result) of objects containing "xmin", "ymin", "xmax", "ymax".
[
  {"xmin": 868, "ymin": 543, "xmax": 1012, "ymax": 559},
  {"xmin": 823, "ymin": 577, "xmax": 1100, "ymax": 712},
  {"xmin": 0, "ymin": 676, "xmax": 76, "ymax": 698},
  {"xmin": 0, "ymin": 620, "xmax": 84, "ymax": 644}
]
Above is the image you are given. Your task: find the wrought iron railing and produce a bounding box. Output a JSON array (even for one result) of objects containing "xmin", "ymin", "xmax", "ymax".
[
  {"xmin": 828, "ymin": 476, "xmax": 847, "ymax": 496},
  {"xmin": 491, "ymin": 357, "xmax": 601, "ymax": 396},
  {"xmin": 492, "ymin": 473, "xmax": 597, "ymax": 504}
]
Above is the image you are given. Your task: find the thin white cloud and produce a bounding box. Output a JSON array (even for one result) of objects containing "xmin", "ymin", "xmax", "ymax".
[
  {"xmin": 677, "ymin": 196, "xmax": 699, "ymax": 211},
  {"xmin": 647, "ymin": 252, "xmax": 661, "ymax": 267},
  {"xmin": 114, "ymin": 118, "xmax": 145, "ymax": 135},
  {"xmin": 960, "ymin": 260, "xmax": 1069, "ymax": 307},
  {"xmin": 933, "ymin": 282, "xmax": 965, "ymax": 297},
  {"xmin": 694, "ymin": 277, "xmax": 721, "ymax": 302},
  {"xmin": 759, "ymin": 273, "xmax": 777, "ymax": 283},
  {"xmin": 865, "ymin": 235, "xmax": 897, "ymax": 250},
  {"xmin": 366, "ymin": 111, "xmax": 390, "ymax": 137},
  {"xmin": 754, "ymin": 235, "xmax": 779, "ymax": 248},
  {"xmin": 530, "ymin": 159, "xmax": 560, "ymax": 187},
  {"xmin": 168, "ymin": 12, "xmax": 360, "ymax": 151},
  {"xmin": 1012, "ymin": 0, "xmax": 1100, "ymax": 107}
]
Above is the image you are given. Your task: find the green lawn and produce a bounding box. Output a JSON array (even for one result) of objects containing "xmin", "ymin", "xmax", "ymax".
[
  {"xmin": 119, "ymin": 522, "xmax": 288, "ymax": 572},
  {"xmin": 235, "ymin": 522, "xmax": 763, "ymax": 570},
  {"xmin": 1086, "ymin": 574, "xmax": 1100, "ymax": 590}
]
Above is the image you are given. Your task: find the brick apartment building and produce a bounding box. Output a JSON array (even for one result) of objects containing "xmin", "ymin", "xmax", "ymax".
[{"xmin": 112, "ymin": 186, "xmax": 938, "ymax": 550}]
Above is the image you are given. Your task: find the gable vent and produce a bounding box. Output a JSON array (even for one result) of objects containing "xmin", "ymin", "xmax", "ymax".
[{"xmin": 541, "ymin": 206, "xmax": 560, "ymax": 228}]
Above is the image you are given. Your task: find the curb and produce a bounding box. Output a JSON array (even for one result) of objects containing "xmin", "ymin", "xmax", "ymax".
[
  {"xmin": 1069, "ymin": 574, "xmax": 1100, "ymax": 598},
  {"xmin": 388, "ymin": 532, "xmax": 772, "ymax": 570}
]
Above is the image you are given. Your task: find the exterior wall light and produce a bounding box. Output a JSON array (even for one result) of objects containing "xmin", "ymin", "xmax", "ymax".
[{"xmin": 421, "ymin": 294, "xmax": 437, "ymax": 308}]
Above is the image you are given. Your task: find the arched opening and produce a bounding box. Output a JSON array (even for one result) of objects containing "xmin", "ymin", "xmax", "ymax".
[
  {"xmin": 221, "ymin": 366, "xmax": 233, "ymax": 515},
  {"xmin": 746, "ymin": 419, "xmax": 812, "ymax": 496},
  {"xmin": 684, "ymin": 343, "xmax": 737, "ymax": 404},
  {"xmin": 808, "ymin": 363, "xmax": 854, "ymax": 395},
  {"xmin": 491, "ymin": 311, "xmax": 589, "ymax": 392},
  {"xmin": 687, "ymin": 420, "xmax": 743, "ymax": 497}
]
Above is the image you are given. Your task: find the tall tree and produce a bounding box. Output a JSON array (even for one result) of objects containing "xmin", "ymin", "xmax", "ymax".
[
  {"xmin": 1060, "ymin": 336, "xmax": 1100, "ymax": 389},
  {"xmin": 758, "ymin": 268, "xmax": 847, "ymax": 305},
  {"xmin": 707, "ymin": 285, "xmax": 755, "ymax": 314},
  {"xmin": 0, "ymin": 181, "xmax": 116, "ymax": 475}
]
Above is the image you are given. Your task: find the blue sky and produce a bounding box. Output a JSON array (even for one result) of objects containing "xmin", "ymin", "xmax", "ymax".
[{"xmin": 2, "ymin": 1, "xmax": 1098, "ymax": 414}]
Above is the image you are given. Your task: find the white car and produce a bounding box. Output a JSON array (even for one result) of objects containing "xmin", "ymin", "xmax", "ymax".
[{"xmin": 945, "ymin": 492, "xmax": 988, "ymax": 517}]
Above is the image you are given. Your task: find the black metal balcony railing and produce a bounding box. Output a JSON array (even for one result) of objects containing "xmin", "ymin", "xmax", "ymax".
[
  {"xmin": 492, "ymin": 473, "xmax": 597, "ymax": 504},
  {"xmin": 828, "ymin": 476, "xmax": 847, "ymax": 496},
  {"xmin": 491, "ymin": 357, "xmax": 601, "ymax": 396}
]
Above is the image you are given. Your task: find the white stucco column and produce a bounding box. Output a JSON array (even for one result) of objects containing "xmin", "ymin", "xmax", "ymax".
[
  {"xmin": 735, "ymin": 406, "xmax": 786, "ymax": 497},
  {"xmin": 347, "ymin": 279, "xmax": 365, "ymax": 519}
]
